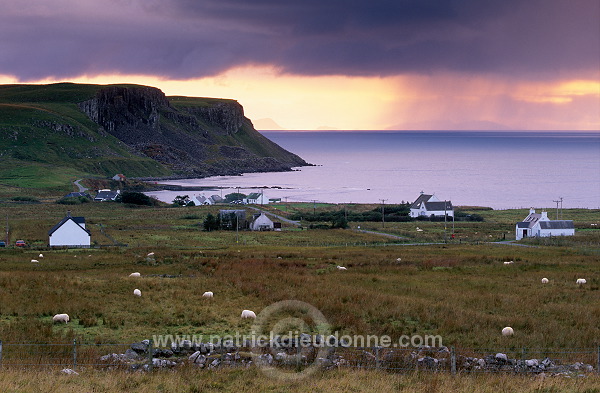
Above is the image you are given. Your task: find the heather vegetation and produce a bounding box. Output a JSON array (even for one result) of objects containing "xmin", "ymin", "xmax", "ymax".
[{"xmin": 0, "ymin": 199, "xmax": 597, "ymax": 391}]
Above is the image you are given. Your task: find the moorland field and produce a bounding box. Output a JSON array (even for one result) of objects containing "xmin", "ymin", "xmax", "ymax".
[{"xmin": 0, "ymin": 182, "xmax": 598, "ymax": 392}]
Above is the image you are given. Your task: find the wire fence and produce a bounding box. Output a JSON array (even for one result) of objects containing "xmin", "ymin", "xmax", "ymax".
[{"xmin": 0, "ymin": 340, "xmax": 598, "ymax": 375}]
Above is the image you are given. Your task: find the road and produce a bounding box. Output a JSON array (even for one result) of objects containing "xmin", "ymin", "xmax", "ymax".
[{"xmin": 73, "ymin": 179, "xmax": 88, "ymax": 192}]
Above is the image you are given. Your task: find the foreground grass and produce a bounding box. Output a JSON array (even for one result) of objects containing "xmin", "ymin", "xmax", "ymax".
[
  {"xmin": 0, "ymin": 201, "xmax": 597, "ymax": 390},
  {"xmin": 0, "ymin": 368, "xmax": 597, "ymax": 393}
]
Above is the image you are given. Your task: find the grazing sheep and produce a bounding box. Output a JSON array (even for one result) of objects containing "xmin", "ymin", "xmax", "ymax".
[
  {"xmin": 396, "ymin": 258, "xmax": 402, "ymax": 262},
  {"xmin": 503, "ymin": 261, "xmax": 514, "ymax": 265},
  {"xmin": 416, "ymin": 227, "xmax": 423, "ymax": 232},
  {"xmin": 53, "ymin": 313, "xmax": 70, "ymax": 324},
  {"xmin": 541, "ymin": 278, "xmax": 549, "ymax": 284},
  {"xmin": 576, "ymin": 278, "xmax": 587, "ymax": 285},
  {"xmin": 133, "ymin": 289, "xmax": 142, "ymax": 297},
  {"xmin": 147, "ymin": 252, "xmax": 155, "ymax": 257},
  {"xmin": 30, "ymin": 259, "xmax": 39, "ymax": 263},
  {"xmin": 241, "ymin": 310, "xmax": 256, "ymax": 319},
  {"xmin": 502, "ymin": 327, "xmax": 514, "ymax": 336},
  {"xmin": 336, "ymin": 265, "xmax": 348, "ymax": 271},
  {"xmin": 202, "ymin": 291, "xmax": 213, "ymax": 298},
  {"xmin": 38, "ymin": 253, "xmax": 44, "ymax": 258},
  {"xmin": 129, "ymin": 272, "xmax": 141, "ymax": 278}
]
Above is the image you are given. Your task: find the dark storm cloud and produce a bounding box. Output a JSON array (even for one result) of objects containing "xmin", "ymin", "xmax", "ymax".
[{"xmin": 1, "ymin": 0, "xmax": 598, "ymax": 81}]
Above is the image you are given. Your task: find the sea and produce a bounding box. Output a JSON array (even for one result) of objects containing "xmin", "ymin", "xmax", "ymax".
[{"xmin": 147, "ymin": 131, "xmax": 600, "ymax": 210}]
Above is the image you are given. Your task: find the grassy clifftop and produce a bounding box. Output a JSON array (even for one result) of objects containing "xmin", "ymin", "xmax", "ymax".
[{"xmin": 0, "ymin": 83, "xmax": 307, "ymax": 188}]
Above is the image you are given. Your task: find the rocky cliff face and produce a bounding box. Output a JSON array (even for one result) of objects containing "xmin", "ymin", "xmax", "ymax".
[{"xmin": 78, "ymin": 85, "xmax": 307, "ymax": 177}]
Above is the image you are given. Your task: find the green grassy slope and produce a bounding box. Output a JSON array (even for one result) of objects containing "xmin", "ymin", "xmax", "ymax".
[{"xmin": 0, "ymin": 84, "xmax": 172, "ymax": 186}]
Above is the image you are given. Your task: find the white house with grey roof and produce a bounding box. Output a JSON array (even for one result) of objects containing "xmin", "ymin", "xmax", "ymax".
[
  {"xmin": 48, "ymin": 212, "xmax": 91, "ymax": 247},
  {"xmin": 515, "ymin": 208, "xmax": 574, "ymax": 240},
  {"xmin": 409, "ymin": 192, "xmax": 454, "ymax": 218},
  {"xmin": 244, "ymin": 192, "xmax": 269, "ymax": 205}
]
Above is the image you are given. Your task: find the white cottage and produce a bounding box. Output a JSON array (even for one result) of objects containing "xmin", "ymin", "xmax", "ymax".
[
  {"xmin": 191, "ymin": 195, "xmax": 212, "ymax": 206},
  {"xmin": 48, "ymin": 212, "xmax": 91, "ymax": 247},
  {"xmin": 515, "ymin": 208, "xmax": 574, "ymax": 240},
  {"xmin": 409, "ymin": 192, "xmax": 454, "ymax": 218},
  {"xmin": 250, "ymin": 213, "xmax": 274, "ymax": 231},
  {"xmin": 244, "ymin": 193, "xmax": 269, "ymax": 205}
]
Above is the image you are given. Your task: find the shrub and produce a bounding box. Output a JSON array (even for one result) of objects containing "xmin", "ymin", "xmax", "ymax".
[
  {"xmin": 121, "ymin": 191, "xmax": 155, "ymax": 206},
  {"xmin": 11, "ymin": 196, "xmax": 40, "ymax": 203}
]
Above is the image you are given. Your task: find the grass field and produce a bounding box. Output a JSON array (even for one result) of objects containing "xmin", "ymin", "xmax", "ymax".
[
  {"xmin": 0, "ymin": 368, "xmax": 598, "ymax": 393},
  {"xmin": 0, "ymin": 200, "xmax": 598, "ymax": 390}
]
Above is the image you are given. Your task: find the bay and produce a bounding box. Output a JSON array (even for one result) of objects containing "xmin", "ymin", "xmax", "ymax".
[{"xmin": 148, "ymin": 131, "xmax": 600, "ymax": 209}]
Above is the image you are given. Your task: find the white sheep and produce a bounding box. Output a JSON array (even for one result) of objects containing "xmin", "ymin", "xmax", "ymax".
[
  {"xmin": 396, "ymin": 258, "xmax": 402, "ymax": 262},
  {"xmin": 133, "ymin": 289, "xmax": 142, "ymax": 296},
  {"xmin": 503, "ymin": 261, "xmax": 514, "ymax": 265},
  {"xmin": 147, "ymin": 252, "xmax": 155, "ymax": 257},
  {"xmin": 53, "ymin": 313, "xmax": 70, "ymax": 324},
  {"xmin": 501, "ymin": 326, "xmax": 514, "ymax": 336},
  {"xmin": 541, "ymin": 278, "xmax": 549, "ymax": 284},
  {"xmin": 416, "ymin": 227, "xmax": 423, "ymax": 232},
  {"xmin": 129, "ymin": 272, "xmax": 141, "ymax": 278},
  {"xmin": 576, "ymin": 278, "xmax": 587, "ymax": 285},
  {"xmin": 241, "ymin": 310, "xmax": 256, "ymax": 319},
  {"xmin": 336, "ymin": 265, "xmax": 348, "ymax": 271},
  {"xmin": 38, "ymin": 253, "xmax": 44, "ymax": 258},
  {"xmin": 30, "ymin": 259, "xmax": 39, "ymax": 263},
  {"xmin": 202, "ymin": 291, "xmax": 214, "ymax": 298}
]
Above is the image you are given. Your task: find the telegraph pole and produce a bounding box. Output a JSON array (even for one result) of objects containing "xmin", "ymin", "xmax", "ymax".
[
  {"xmin": 5, "ymin": 214, "xmax": 8, "ymax": 245},
  {"xmin": 552, "ymin": 199, "xmax": 560, "ymax": 220},
  {"xmin": 312, "ymin": 200, "xmax": 317, "ymax": 216},
  {"xmin": 444, "ymin": 200, "xmax": 447, "ymax": 243},
  {"xmin": 380, "ymin": 199, "xmax": 387, "ymax": 228},
  {"xmin": 559, "ymin": 197, "xmax": 563, "ymax": 219}
]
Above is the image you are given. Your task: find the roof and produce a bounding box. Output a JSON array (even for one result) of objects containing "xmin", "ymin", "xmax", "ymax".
[
  {"xmin": 424, "ymin": 201, "xmax": 453, "ymax": 211},
  {"xmin": 539, "ymin": 221, "xmax": 574, "ymax": 229},
  {"xmin": 95, "ymin": 190, "xmax": 119, "ymax": 200},
  {"xmin": 516, "ymin": 222, "xmax": 530, "ymax": 228},
  {"xmin": 48, "ymin": 216, "xmax": 90, "ymax": 236},
  {"xmin": 410, "ymin": 194, "xmax": 433, "ymax": 209},
  {"xmin": 247, "ymin": 193, "xmax": 262, "ymax": 199},
  {"xmin": 64, "ymin": 192, "xmax": 91, "ymax": 199}
]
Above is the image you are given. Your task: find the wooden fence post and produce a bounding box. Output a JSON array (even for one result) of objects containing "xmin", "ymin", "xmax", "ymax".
[
  {"xmin": 0, "ymin": 340, "xmax": 3, "ymax": 368},
  {"xmin": 73, "ymin": 339, "xmax": 77, "ymax": 370},
  {"xmin": 451, "ymin": 346, "xmax": 456, "ymax": 375}
]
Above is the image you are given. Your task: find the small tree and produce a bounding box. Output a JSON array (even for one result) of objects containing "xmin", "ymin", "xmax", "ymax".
[
  {"xmin": 224, "ymin": 193, "xmax": 247, "ymax": 203},
  {"xmin": 203, "ymin": 213, "xmax": 220, "ymax": 231},
  {"xmin": 172, "ymin": 195, "xmax": 191, "ymax": 207}
]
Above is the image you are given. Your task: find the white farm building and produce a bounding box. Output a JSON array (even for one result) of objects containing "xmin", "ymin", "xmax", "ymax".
[
  {"xmin": 515, "ymin": 208, "xmax": 574, "ymax": 240},
  {"xmin": 409, "ymin": 192, "xmax": 454, "ymax": 218},
  {"xmin": 250, "ymin": 213, "xmax": 274, "ymax": 231},
  {"xmin": 48, "ymin": 212, "xmax": 91, "ymax": 247}
]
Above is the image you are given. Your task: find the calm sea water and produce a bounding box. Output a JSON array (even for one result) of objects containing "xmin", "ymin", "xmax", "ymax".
[{"xmin": 149, "ymin": 131, "xmax": 600, "ymax": 209}]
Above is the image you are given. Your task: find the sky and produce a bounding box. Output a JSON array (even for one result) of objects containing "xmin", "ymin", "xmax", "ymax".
[{"xmin": 0, "ymin": 0, "xmax": 598, "ymax": 130}]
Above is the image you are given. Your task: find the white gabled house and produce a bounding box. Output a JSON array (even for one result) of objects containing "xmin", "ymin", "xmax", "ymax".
[
  {"xmin": 250, "ymin": 213, "xmax": 274, "ymax": 231},
  {"xmin": 191, "ymin": 195, "xmax": 212, "ymax": 206},
  {"xmin": 515, "ymin": 208, "xmax": 574, "ymax": 240},
  {"xmin": 409, "ymin": 192, "xmax": 454, "ymax": 218},
  {"xmin": 244, "ymin": 192, "xmax": 269, "ymax": 205},
  {"xmin": 48, "ymin": 212, "xmax": 91, "ymax": 248}
]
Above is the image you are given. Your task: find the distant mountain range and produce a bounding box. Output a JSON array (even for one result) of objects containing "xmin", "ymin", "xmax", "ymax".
[{"xmin": 0, "ymin": 83, "xmax": 308, "ymax": 186}]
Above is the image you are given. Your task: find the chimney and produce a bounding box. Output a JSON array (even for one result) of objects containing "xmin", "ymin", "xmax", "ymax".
[
  {"xmin": 541, "ymin": 211, "xmax": 548, "ymax": 220},
  {"xmin": 67, "ymin": 210, "xmax": 71, "ymax": 217},
  {"xmin": 529, "ymin": 208, "xmax": 536, "ymax": 215}
]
